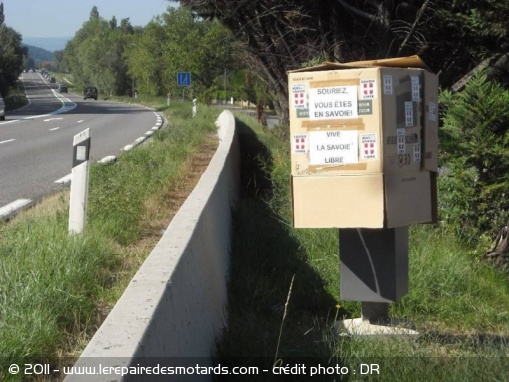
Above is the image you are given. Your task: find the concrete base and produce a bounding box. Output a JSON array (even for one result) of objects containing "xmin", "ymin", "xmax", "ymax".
[{"xmin": 335, "ymin": 317, "xmax": 419, "ymax": 336}]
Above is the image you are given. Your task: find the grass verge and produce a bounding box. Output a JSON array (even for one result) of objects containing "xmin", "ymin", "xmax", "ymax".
[
  {"xmin": 0, "ymin": 99, "xmax": 220, "ymax": 381},
  {"xmin": 4, "ymin": 80, "xmax": 29, "ymax": 111},
  {"xmin": 215, "ymin": 113, "xmax": 509, "ymax": 381}
]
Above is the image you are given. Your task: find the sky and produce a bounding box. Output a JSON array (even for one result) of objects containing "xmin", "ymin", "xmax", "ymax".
[{"xmin": 2, "ymin": 0, "xmax": 177, "ymax": 39}]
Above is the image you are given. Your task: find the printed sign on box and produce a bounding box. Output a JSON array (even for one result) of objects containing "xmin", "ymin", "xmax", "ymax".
[
  {"xmin": 405, "ymin": 102, "xmax": 414, "ymax": 127},
  {"xmin": 308, "ymin": 85, "xmax": 358, "ymax": 120},
  {"xmin": 411, "ymin": 76, "xmax": 420, "ymax": 101},
  {"xmin": 383, "ymin": 75, "xmax": 393, "ymax": 95},
  {"xmin": 309, "ymin": 130, "xmax": 359, "ymax": 165}
]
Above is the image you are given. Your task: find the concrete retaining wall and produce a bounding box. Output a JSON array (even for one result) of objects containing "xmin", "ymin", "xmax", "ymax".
[{"xmin": 65, "ymin": 110, "xmax": 239, "ymax": 381}]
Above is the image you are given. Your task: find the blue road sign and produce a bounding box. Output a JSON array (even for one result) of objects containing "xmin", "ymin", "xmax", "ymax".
[{"xmin": 177, "ymin": 72, "xmax": 192, "ymax": 87}]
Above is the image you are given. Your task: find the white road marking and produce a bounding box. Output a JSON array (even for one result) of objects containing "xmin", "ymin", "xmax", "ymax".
[
  {"xmin": 44, "ymin": 117, "xmax": 63, "ymax": 122},
  {"xmin": 0, "ymin": 199, "xmax": 32, "ymax": 219},
  {"xmin": 77, "ymin": 120, "xmax": 84, "ymax": 123},
  {"xmin": 23, "ymin": 114, "xmax": 51, "ymax": 120},
  {"xmin": 98, "ymin": 155, "xmax": 117, "ymax": 164},
  {"xmin": 54, "ymin": 173, "xmax": 72, "ymax": 185},
  {"xmin": 0, "ymin": 119, "xmax": 20, "ymax": 125},
  {"xmin": 49, "ymin": 127, "xmax": 60, "ymax": 131},
  {"xmin": 0, "ymin": 139, "xmax": 15, "ymax": 145},
  {"xmin": 123, "ymin": 144, "xmax": 134, "ymax": 151}
]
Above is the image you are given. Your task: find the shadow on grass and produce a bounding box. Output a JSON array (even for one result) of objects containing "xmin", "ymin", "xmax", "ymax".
[{"xmin": 214, "ymin": 120, "xmax": 340, "ymax": 381}]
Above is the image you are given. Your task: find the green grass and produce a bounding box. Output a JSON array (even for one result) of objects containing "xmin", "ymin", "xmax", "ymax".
[
  {"xmin": 215, "ymin": 113, "xmax": 509, "ymax": 381},
  {"xmin": 0, "ymin": 99, "xmax": 220, "ymax": 381},
  {"xmin": 4, "ymin": 80, "xmax": 28, "ymax": 111},
  {"xmin": 0, "ymin": 213, "xmax": 117, "ymax": 366}
]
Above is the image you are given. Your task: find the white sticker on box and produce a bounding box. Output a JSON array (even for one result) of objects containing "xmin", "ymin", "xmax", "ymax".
[
  {"xmin": 360, "ymin": 79, "xmax": 376, "ymax": 99},
  {"xmin": 309, "ymin": 130, "xmax": 359, "ymax": 165},
  {"xmin": 397, "ymin": 135, "xmax": 406, "ymax": 154},
  {"xmin": 293, "ymin": 134, "xmax": 308, "ymax": 153},
  {"xmin": 405, "ymin": 101, "xmax": 414, "ymax": 127},
  {"xmin": 292, "ymin": 84, "xmax": 307, "ymax": 109},
  {"xmin": 413, "ymin": 143, "xmax": 421, "ymax": 162},
  {"xmin": 411, "ymin": 76, "xmax": 420, "ymax": 101},
  {"xmin": 361, "ymin": 133, "xmax": 377, "ymax": 160},
  {"xmin": 308, "ymin": 85, "xmax": 358, "ymax": 120},
  {"xmin": 428, "ymin": 102, "xmax": 437, "ymax": 122},
  {"xmin": 383, "ymin": 75, "xmax": 393, "ymax": 95}
]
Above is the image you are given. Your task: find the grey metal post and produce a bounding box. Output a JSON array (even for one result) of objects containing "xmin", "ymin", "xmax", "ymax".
[
  {"xmin": 339, "ymin": 227, "xmax": 409, "ymax": 303},
  {"xmin": 337, "ymin": 227, "xmax": 417, "ymax": 334}
]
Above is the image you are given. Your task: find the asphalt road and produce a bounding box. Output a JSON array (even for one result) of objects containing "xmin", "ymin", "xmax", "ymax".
[{"xmin": 0, "ymin": 72, "xmax": 162, "ymax": 215}]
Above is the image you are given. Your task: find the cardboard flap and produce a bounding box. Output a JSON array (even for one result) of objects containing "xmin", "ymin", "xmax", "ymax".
[
  {"xmin": 289, "ymin": 61, "xmax": 357, "ymax": 73},
  {"xmin": 345, "ymin": 55, "xmax": 430, "ymax": 70},
  {"xmin": 289, "ymin": 55, "xmax": 431, "ymax": 73}
]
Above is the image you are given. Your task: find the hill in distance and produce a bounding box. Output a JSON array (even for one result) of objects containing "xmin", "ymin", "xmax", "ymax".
[
  {"xmin": 22, "ymin": 36, "xmax": 71, "ymax": 52},
  {"xmin": 23, "ymin": 45, "xmax": 54, "ymax": 63}
]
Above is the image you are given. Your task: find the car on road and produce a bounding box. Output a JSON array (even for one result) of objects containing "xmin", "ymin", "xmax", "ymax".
[
  {"xmin": 0, "ymin": 96, "xmax": 5, "ymax": 121},
  {"xmin": 83, "ymin": 86, "xmax": 98, "ymax": 100},
  {"xmin": 58, "ymin": 85, "xmax": 68, "ymax": 93}
]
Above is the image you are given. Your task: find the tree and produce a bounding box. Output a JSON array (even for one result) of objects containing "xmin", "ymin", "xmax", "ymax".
[
  {"xmin": 178, "ymin": 0, "xmax": 509, "ymax": 124},
  {"xmin": 53, "ymin": 50, "xmax": 64, "ymax": 72},
  {"xmin": 63, "ymin": 7, "xmax": 135, "ymax": 96},
  {"xmin": 125, "ymin": 7, "xmax": 235, "ymax": 98},
  {"xmin": 0, "ymin": 2, "xmax": 26, "ymax": 95},
  {"xmin": 124, "ymin": 19, "xmax": 167, "ymax": 96}
]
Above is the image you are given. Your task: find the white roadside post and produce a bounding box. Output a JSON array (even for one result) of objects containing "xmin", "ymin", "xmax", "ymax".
[
  {"xmin": 192, "ymin": 98, "xmax": 197, "ymax": 117},
  {"xmin": 68, "ymin": 128, "xmax": 91, "ymax": 235}
]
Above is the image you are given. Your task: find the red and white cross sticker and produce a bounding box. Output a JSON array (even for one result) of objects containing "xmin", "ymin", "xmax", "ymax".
[
  {"xmin": 293, "ymin": 134, "xmax": 307, "ymax": 153},
  {"xmin": 361, "ymin": 133, "xmax": 377, "ymax": 159},
  {"xmin": 360, "ymin": 79, "xmax": 376, "ymax": 99},
  {"xmin": 292, "ymin": 84, "xmax": 307, "ymax": 109}
]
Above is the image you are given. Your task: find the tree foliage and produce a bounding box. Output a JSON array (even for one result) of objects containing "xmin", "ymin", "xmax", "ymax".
[
  {"xmin": 63, "ymin": 6, "xmax": 234, "ymax": 99},
  {"xmin": 439, "ymin": 73, "xmax": 509, "ymax": 241},
  {"xmin": 179, "ymin": 0, "xmax": 509, "ymax": 124},
  {"xmin": 63, "ymin": 7, "xmax": 136, "ymax": 96},
  {"xmin": 0, "ymin": 2, "xmax": 27, "ymax": 96},
  {"xmin": 125, "ymin": 7, "xmax": 235, "ymax": 98}
]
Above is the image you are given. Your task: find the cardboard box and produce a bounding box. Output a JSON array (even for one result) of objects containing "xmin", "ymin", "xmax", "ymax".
[
  {"xmin": 292, "ymin": 171, "xmax": 433, "ymax": 229},
  {"xmin": 422, "ymin": 71, "xmax": 439, "ymax": 172},
  {"xmin": 289, "ymin": 56, "xmax": 438, "ymax": 228},
  {"xmin": 289, "ymin": 56, "xmax": 438, "ymax": 176}
]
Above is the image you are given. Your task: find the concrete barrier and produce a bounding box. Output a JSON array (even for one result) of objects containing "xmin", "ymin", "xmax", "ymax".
[{"xmin": 65, "ymin": 110, "xmax": 239, "ymax": 381}]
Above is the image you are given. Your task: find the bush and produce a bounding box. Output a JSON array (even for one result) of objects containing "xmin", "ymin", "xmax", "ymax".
[{"xmin": 439, "ymin": 72, "xmax": 509, "ymax": 243}]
